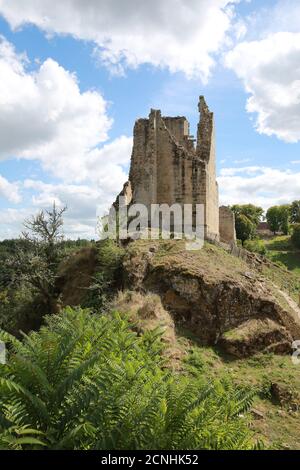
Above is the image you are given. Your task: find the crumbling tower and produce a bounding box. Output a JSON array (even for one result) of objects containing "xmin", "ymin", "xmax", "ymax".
[{"xmin": 117, "ymin": 96, "xmax": 223, "ymax": 241}]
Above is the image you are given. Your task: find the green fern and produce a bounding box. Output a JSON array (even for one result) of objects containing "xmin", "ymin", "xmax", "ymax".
[{"xmin": 0, "ymin": 307, "xmax": 256, "ymax": 450}]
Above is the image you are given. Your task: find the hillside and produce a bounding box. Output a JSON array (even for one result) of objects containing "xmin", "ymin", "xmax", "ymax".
[
  {"xmin": 122, "ymin": 239, "xmax": 300, "ymax": 355},
  {"xmin": 264, "ymin": 235, "xmax": 300, "ymax": 277},
  {"xmin": 3, "ymin": 236, "xmax": 299, "ymax": 449},
  {"xmin": 120, "ymin": 239, "xmax": 300, "ymax": 448},
  {"xmin": 52, "ymin": 237, "xmax": 300, "ymax": 449}
]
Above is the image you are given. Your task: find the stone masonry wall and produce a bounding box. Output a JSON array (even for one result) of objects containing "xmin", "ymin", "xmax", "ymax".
[
  {"xmin": 219, "ymin": 206, "xmax": 236, "ymax": 244},
  {"xmin": 196, "ymin": 96, "xmax": 219, "ymax": 239},
  {"xmin": 122, "ymin": 96, "xmax": 223, "ymax": 240}
]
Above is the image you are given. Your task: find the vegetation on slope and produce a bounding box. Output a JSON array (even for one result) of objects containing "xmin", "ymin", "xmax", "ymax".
[
  {"xmin": 1, "ymin": 206, "xmax": 300, "ymax": 451},
  {"xmin": 0, "ymin": 308, "xmax": 255, "ymax": 450},
  {"xmin": 264, "ymin": 235, "xmax": 300, "ymax": 277},
  {"xmin": 178, "ymin": 330, "xmax": 300, "ymax": 449}
]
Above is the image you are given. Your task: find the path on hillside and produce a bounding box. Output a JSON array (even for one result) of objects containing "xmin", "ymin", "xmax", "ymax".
[{"xmin": 277, "ymin": 286, "xmax": 300, "ymax": 320}]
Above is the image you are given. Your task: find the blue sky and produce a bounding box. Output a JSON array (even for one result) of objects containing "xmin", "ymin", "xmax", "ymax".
[{"xmin": 0, "ymin": 0, "xmax": 300, "ymax": 239}]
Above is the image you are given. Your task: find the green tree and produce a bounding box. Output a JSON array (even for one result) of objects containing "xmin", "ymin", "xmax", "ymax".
[
  {"xmin": 266, "ymin": 205, "xmax": 290, "ymax": 235},
  {"xmin": 291, "ymin": 224, "xmax": 300, "ymax": 249},
  {"xmin": 0, "ymin": 308, "xmax": 255, "ymax": 450},
  {"xmin": 231, "ymin": 204, "xmax": 264, "ymax": 227},
  {"xmin": 235, "ymin": 214, "xmax": 256, "ymax": 245},
  {"xmin": 290, "ymin": 200, "xmax": 300, "ymax": 224},
  {"xmin": 279, "ymin": 205, "xmax": 291, "ymax": 235},
  {"xmin": 9, "ymin": 203, "xmax": 67, "ymax": 313}
]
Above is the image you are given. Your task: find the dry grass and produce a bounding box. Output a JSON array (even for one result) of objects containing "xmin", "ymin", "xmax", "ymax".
[{"xmin": 112, "ymin": 290, "xmax": 184, "ymax": 367}]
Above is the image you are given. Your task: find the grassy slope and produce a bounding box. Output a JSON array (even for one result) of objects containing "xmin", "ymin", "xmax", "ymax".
[
  {"xmin": 264, "ymin": 235, "xmax": 300, "ymax": 276},
  {"xmin": 177, "ymin": 328, "xmax": 300, "ymax": 449},
  {"xmin": 260, "ymin": 236, "xmax": 300, "ymax": 303},
  {"xmin": 53, "ymin": 238, "xmax": 300, "ymax": 449},
  {"xmin": 124, "ymin": 239, "xmax": 300, "ymax": 449},
  {"xmin": 127, "ymin": 238, "xmax": 300, "ymax": 323},
  {"xmin": 179, "ymin": 237, "xmax": 300, "ymax": 449}
]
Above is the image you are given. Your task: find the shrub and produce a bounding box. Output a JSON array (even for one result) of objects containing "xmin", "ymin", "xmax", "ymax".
[
  {"xmin": 266, "ymin": 205, "xmax": 290, "ymax": 235},
  {"xmin": 235, "ymin": 214, "xmax": 256, "ymax": 245},
  {"xmin": 290, "ymin": 201, "xmax": 300, "ymax": 224},
  {"xmin": 0, "ymin": 308, "xmax": 255, "ymax": 450},
  {"xmin": 291, "ymin": 224, "xmax": 300, "ymax": 249},
  {"xmin": 83, "ymin": 240, "xmax": 125, "ymax": 310},
  {"xmin": 244, "ymin": 239, "xmax": 267, "ymax": 256},
  {"xmin": 231, "ymin": 204, "xmax": 264, "ymax": 226}
]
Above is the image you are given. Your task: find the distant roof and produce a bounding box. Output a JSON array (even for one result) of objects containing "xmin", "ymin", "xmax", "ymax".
[{"xmin": 257, "ymin": 222, "xmax": 270, "ymax": 231}]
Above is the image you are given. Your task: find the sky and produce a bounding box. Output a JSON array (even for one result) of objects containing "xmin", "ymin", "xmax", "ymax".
[{"xmin": 0, "ymin": 0, "xmax": 300, "ymax": 239}]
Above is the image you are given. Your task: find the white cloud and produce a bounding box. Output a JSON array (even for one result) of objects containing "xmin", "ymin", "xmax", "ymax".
[
  {"xmin": 0, "ymin": 36, "xmax": 119, "ymax": 181},
  {"xmin": 0, "ymin": 36, "xmax": 133, "ymax": 238},
  {"xmin": 0, "ymin": 208, "xmax": 31, "ymax": 240},
  {"xmin": 0, "ymin": 175, "xmax": 21, "ymax": 203},
  {"xmin": 244, "ymin": 0, "xmax": 300, "ymax": 39},
  {"xmin": 225, "ymin": 0, "xmax": 300, "ymax": 143},
  {"xmin": 219, "ymin": 166, "xmax": 267, "ymax": 177},
  {"xmin": 218, "ymin": 166, "xmax": 300, "ymax": 209},
  {"xmin": 22, "ymin": 174, "xmax": 130, "ymax": 239},
  {"xmin": 0, "ymin": 0, "xmax": 239, "ymax": 81},
  {"xmin": 0, "ymin": 178, "xmax": 117, "ymax": 240}
]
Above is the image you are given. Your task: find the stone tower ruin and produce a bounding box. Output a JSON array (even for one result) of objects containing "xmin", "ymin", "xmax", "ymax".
[{"xmin": 116, "ymin": 96, "xmax": 235, "ymax": 243}]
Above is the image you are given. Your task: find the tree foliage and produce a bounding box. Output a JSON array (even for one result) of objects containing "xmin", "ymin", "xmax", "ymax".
[
  {"xmin": 231, "ymin": 204, "xmax": 263, "ymax": 244},
  {"xmin": 266, "ymin": 205, "xmax": 290, "ymax": 235},
  {"xmin": 291, "ymin": 224, "xmax": 300, "ymax": 249},
  {"xmin": 9, "ymin": 203, "xmax": 67, "ymax": 313},
  {"xmin": 83, "ymin": 240, "xmax": 125, "ymax": 310},
  {"xmin": 244, "ymin": 239, "xmax": 267, "ymax": 255},
  {"xmin": 0, "ymin": 308, "xmax": 255, "ymax": 450},
  {"xmin": 290, "ymin": 200, "xmax": 300, "ymax": 224},
  {"xmin": 234, "ymin": 214, "xmax": 256, "ymax": 245},
  {"xmin": 231, "ymin": 204, "xmax": 264, "ymax": 227}
]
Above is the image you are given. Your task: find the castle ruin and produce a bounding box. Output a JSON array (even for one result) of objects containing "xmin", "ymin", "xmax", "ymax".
[{"xmin": 117, "ymin": 96, "xmax": 236, "ymax": 243}]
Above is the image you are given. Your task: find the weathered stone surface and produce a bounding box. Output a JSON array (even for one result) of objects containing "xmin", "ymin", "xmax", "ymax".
[
  {"xmin": 219, "ymin": 206, "xmax": 236, "ymax": 244},
  {"xmin": 122, "ymin": 240, "xmax": 300, "ymax": 354},
  {"xmin": 117, "ymin": 96, "xmax": 229, "ymax": 240},
  {"xmin": 112, "ymin": 290, "xmax": 184, "ymax": 369},
  {"xmin": 219, "ymin": 319, "xmax": 292, "ymax": 357}
]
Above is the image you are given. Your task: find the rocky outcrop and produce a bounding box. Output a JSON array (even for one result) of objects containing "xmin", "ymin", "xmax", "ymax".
[
  {"xmin": 122, "ymin": 240, "xmax": 300, "ymax": 356},
  {"xmin": 219, "ymin": 319, "xmax": 292, "ymax": 357},
  {"xmin": 112, "ymin": 290, "xmax": 183, "ymax": 368}
]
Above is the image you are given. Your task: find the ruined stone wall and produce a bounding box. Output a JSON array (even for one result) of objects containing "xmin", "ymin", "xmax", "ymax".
[
  {"xmin": 162, "ymin": 117, "xmax": 189, "ymax": 147},
  {"xmin": 129, "ymin": 110, "xmax": 193, "ymax": 210},
  {"xmin": 129, "ymin": 114, "xmax": 157, "ymax": 211},
  {"xmin": 125, "ymin": 96, "xmax": 221, "ymax": 240},
  {"xmin": 196, "ymin": 96, "xmax": 219, "ymax": 239},
  {"xmin": 219, "ymin": 206, "xmax": 236, "ymax": 244}
]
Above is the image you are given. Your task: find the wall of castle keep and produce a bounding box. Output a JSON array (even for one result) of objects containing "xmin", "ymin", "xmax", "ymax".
[
  {"xmin": 219, "ymin": 206, "xmax": 236, "ymax": 244},
  {"xmin": 121, "ymin": 96, "xmax": 235, "ymax": 242}
]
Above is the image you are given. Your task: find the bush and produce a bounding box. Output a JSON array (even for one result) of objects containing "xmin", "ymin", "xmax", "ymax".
[
  {"xmin": 0, "ymin": 308, "xmax": 255, "ymax": 450},
  {"xmin": 244, "ymin": 239, "xmax": 267, "ymax": 256},
  {"xmin": 291, "ymin": 224, "xmax": 300, "ymax": 249},
  {"xmin": 235, "ymin": 214, "xmax": 256, "ymax": 245},
  {"xmin": 83, "ymin": 240, "xmax": 125, "ymax": 310},
  {"xmin": 266, "ymin": 205, "xmax": 290, "ymax": 235}
]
